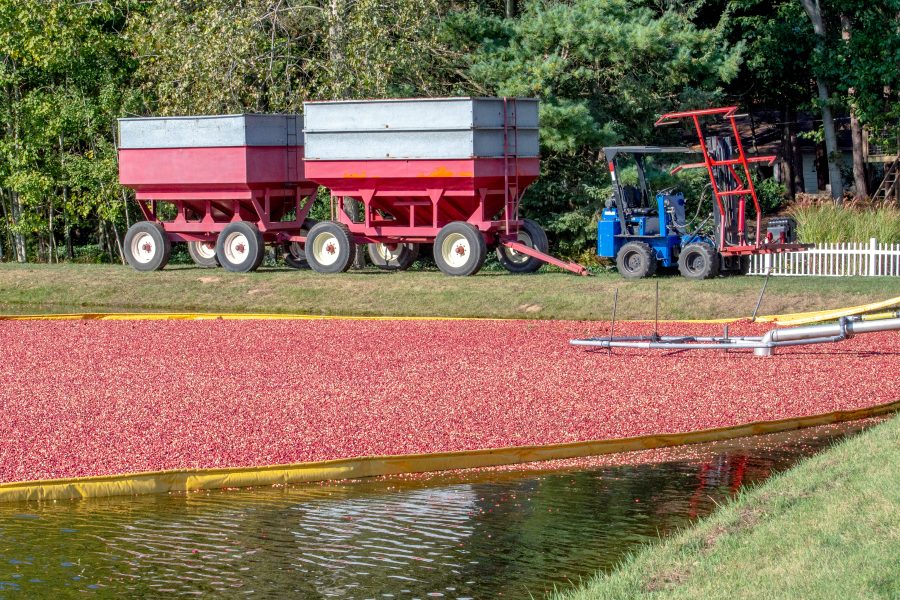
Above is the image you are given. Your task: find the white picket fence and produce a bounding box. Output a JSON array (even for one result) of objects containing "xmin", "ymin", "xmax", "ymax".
[{"xmin": 748, "ymin": 238, "xmax": 900, "ymax": 276}]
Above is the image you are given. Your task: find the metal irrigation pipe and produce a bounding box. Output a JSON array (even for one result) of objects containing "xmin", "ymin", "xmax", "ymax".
[{"xmin": 569, "ymin": 317, "xmax": 900, "ymax": 357}]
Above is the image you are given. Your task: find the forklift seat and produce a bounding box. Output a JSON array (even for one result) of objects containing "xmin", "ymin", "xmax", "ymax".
[{"xmin": 621, "ymin": 185, "xmax": 644, "ymax": 209}]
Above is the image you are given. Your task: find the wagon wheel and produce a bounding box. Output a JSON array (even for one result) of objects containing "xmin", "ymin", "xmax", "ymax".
[
  {"xmin": 304, "ymin": 221, "xmax": 355, "ymax": 274},
  {"xmin": 124, "ymin": 222, "xmax": 172, "ymax": 272},
  {"xmin": 496, "ymin": 219, "xmax": 549, "ymax": 274},
  {"xmin": 216, "ymin": 221, "xmax": 265, "ymax": 273},
  {"xmin": 367, "ymin": 242, "xmax": 419, "ymax": 271},
  {"xmin": 434, "ymin": 222, "xmax": 487, "ymax": 276},
  {"xmin": 187, "ymin": 240, "xmax": 219, "ymax": 268},
  {"xmin": 283, "ymin": 220, "xmax": 317, "ymax": 270}
]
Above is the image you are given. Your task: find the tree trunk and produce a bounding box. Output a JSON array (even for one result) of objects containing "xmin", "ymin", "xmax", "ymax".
[
  {"xmin": 121, "ymin": 188, "xmax": 131, "ymax": 230},
  {"xmin": 344, "ymin": 198, "xmax": 366, "ymax": 269},
  {"xmin": 98, "ymin": 221, "xmax": 107, "ymax": 257},
  {"xmin": 109, "ymin": 221, "xmax": 125, "ymax": 265},
  {"xmin": 327, "ymin": 0, "xmax": 347, "ymax": 98},
  {"xmin": 841, "ymin": 14, "xmax": 868, "ymax": 200},
  {"xmin": 790, "ymin": 112, "xmax": 805, "ymax": 193},
  {"xmin": 781, "ymin": 107, "xmax": 796, "ymax": 199},
  {"xmin": 849, "ymin": 111, "xmax": 867, "ymax": 199},
  {"xmin": 0, "ymin": 189, "xmax": 11, "ymax": 261},
  {"xmin": 816, "ymin": 80, "xmax": 845, "ymax": 200},
  {"xmin": 64, "ymin": 206, "xmax": 73, "ymax": 260},
  {"xmin": 506, "ymin": 0, "xmax": 516, "ymax": 18},
  {"xmin": 11, "ymin": 191, "xmax": 26, "ymax": 262},
  {"xmin": 801, "ymin": 0, "xmax": 845, "ymax": 201}
]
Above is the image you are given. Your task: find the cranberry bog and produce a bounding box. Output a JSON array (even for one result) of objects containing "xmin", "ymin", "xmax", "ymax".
[{"xmin": 0, "ymin": 317, "xmax": 897, "ymax": 492}]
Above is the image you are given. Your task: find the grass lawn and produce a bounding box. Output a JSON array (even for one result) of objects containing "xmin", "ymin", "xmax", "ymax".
[
  {"xmin": 552, "ymin": 415, "xmax": 900, "ymax": 600},
  {"xmin": 0, "ymin": 263, "xmax": 898, "ymax": 320}
]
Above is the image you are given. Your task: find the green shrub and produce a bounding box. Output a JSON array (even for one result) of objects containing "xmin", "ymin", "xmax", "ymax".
[
  {"xmin": 753, "ymin": 176, "xmax": 787, "ymax": 214},
  {"xmin": 71, "ymin": 244, "xmax": 111, "ymax": 264}
]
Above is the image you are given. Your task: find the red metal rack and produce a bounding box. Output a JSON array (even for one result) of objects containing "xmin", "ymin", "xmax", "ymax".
[{"xmin": 655, "ymin": 106, "xmax": 806, "ymax": 256}]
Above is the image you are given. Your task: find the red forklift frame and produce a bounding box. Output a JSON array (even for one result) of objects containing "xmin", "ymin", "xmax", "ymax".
[{"xmin": 655, "ymin": 106, "xmax": 808, "ymax": 256}]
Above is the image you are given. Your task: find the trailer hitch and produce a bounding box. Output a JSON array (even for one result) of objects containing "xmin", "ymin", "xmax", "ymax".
[{"xmin": 502, "ymin": 241, "xmax": 590, "ymax": 276}]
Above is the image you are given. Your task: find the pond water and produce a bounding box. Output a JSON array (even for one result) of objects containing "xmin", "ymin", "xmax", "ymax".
[{"xmin": 0, "ymin": 420, "xmax": 874, "ymax": 598}]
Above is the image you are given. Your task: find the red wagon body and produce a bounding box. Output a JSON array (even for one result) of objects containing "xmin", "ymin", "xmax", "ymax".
[
  {"xmin": 301, "ymin": 98, "xmax": 586, "ymax": 275},
  {"xmin": 117, "ymin": 101, "xmax": 585, "ymax": 275},
  {"xmin": 118, "ymin": 115, "xmax": 317, "ymax": 245}
]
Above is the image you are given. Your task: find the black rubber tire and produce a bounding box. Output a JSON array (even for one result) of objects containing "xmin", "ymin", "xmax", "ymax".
[
  {"xmin": 124, "ymin": 221, "xmax": 171, "ymax": 272},
  {"xmin": 216, "ymin": 221, "xmax": 265, "ymax": 273},
  {"xmin": 433, "ymin": 222, "xmax": 487, "ymax": 276},
  {"xmin": 187, "ymin": 240, "xmax": 219, "ymax": 268},
  {"xmin": 678, "ymin": 243, "xmax": 720, "ymax": 280},
  {"xmin": 304, "ymin": 221, "xmax": 355, "ymax": 274},
  {"xmin": 367, "ymin": 242, "xmax": 419, "ymax": 271},
  {"xmin": 616, "ymin": 241, "xmax": 657, "ymax": 279},
  {"xmin": 737, "ymin": 255, "xmax": 751, "ymax": 275},
  {"xmin": 283, "ymin": 220, "xmax": 318, "ymax": 269},
  {"xmin": 496, "ymin": 218, "xmax": 550, "ymax": 274}
]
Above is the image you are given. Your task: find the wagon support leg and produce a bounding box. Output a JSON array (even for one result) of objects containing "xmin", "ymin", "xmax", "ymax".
[{"xmin": 502, "ymin": 241, "xmax": 590, "ymax": 276}]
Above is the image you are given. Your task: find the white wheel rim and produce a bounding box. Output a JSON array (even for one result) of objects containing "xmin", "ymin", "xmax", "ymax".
[
  {"xmin": 223, "ymin": 232, "xmax": 251, "ymax": 265},
  {"xmin": 130, "ymin": 232, "xmax": 157, "ymax": 264},
  {"xmin": 375, "ymin": 243, "xmax": 401, "ymax": 262},
  {"xmin": 505, "ymin": 231, "xmax": 534, "ymax": 264},
  {"xmin": 195, "ymin": 241, "xmax": 216, "ymax": 260},
  {"xmin": 312, "ymin": 232, "xmax": 341, "ymax": 266},
  {"xmin": 441, "ymin": 233, "xmax": 471, "ymax": 269}
]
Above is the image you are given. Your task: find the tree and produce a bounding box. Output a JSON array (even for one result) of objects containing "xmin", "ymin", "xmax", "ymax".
[
  {"xmin": 724, "ymin": 0, "xmax": 815, "ymax": 198},
  {"xmin": 0, "ymin": 0, "xmax": 140, "ymax": 262},
  {"xmin": 445, "ymin": 0, "xmax": 742, "ymax": 254},
  {"xmin": 800, "ymin": 0, "xmax": 845, "ymax": 200}
]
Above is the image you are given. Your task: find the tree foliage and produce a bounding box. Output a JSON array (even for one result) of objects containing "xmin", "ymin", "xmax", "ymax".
[
  {"xmin": 0, "ymin": 0, "xmax": 897, "ymax": 262},
  {"xmin": 445, "ymin": 0, "xmax": 742, "ymax": 252}
]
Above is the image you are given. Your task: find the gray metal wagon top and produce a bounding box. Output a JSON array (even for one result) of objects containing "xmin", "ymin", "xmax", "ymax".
[
  {"xmin": 118, "ymin": 114, "xmax": 304, "ymax": 149},
  {"xmin": 302, "ymin": 97, "xmax": 539, "ymax": 160}
]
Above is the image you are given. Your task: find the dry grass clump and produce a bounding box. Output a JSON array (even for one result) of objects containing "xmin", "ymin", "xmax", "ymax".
[{"xmin": 788, "ymin": 197, "xmax": 900, "ymax": 244}]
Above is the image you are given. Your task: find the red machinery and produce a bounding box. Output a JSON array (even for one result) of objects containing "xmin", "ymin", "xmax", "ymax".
[
  {"xmin": 656, "ymin": 106, "xmax": 808, "ymax": 257},
  {"xmin": 118, "ymin": 114, "xmax": 317, "ymax": 272},
  {"xmin": 300, "ymin": 97, "xmax": 587, "ymax": 276},
  {"xmin": 118, "ymin": 99, "xmax": 588, "ymax": 276}
]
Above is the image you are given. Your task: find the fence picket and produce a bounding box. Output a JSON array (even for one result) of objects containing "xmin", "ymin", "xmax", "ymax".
[{"xmin": 746, "ymin": 238, "xmax": 900, "ymax": 277}]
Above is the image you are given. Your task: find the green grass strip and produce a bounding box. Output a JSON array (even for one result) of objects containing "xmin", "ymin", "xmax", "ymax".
[
  {"xmin": 551, "ymin": 415, "xmax": 900, "ymax": 599},
  {"xmin": 1, "ymin": 263, "xmax": 899, "ymax": 322}
]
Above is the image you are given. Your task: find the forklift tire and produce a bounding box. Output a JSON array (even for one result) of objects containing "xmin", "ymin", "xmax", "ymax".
[
  {"xmin": 616, "ymin": 242, "xmax": 657, "ymax": 279},
  {"xmin": 678, "ymin": 243, "xmax": 720, "ymax": 280}
]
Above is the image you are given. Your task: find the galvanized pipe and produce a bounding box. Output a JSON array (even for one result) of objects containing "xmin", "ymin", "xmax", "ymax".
[
  {"xmin": 569, "ymin": 317, "xmax": 900, "ymax": 357},
  {"xmin": 754, "ymin": 316, "xmax": 900, "ymax": 356}
]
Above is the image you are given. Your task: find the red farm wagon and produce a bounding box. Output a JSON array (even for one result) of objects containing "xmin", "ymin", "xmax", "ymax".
[
  {"xmin": 117, "ymin": 98, "xmax": 587, "ymax": 276},
  {"xmin": 118, "ymin": 114, "xmax": 317, "ymax": 272}
]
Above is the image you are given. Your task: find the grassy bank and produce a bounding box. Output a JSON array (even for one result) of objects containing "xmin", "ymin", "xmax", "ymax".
[
  {"xmin": 0, "ymin": 263, "xmax": 898, "ymax": 320},
  {"xmin": 553, "ymin": 415, "xmax": 900, "ymax": 599}
]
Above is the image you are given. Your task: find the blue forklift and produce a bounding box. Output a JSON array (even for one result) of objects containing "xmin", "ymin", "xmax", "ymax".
[{"xmin": 598, "ymin": 106, "xmax": 804, "ymax": 280}]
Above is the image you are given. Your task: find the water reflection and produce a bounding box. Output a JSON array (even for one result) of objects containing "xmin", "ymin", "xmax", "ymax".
[{"xmin": 0, "ymin": 420, "xmax": 873, "ymax": 598}]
